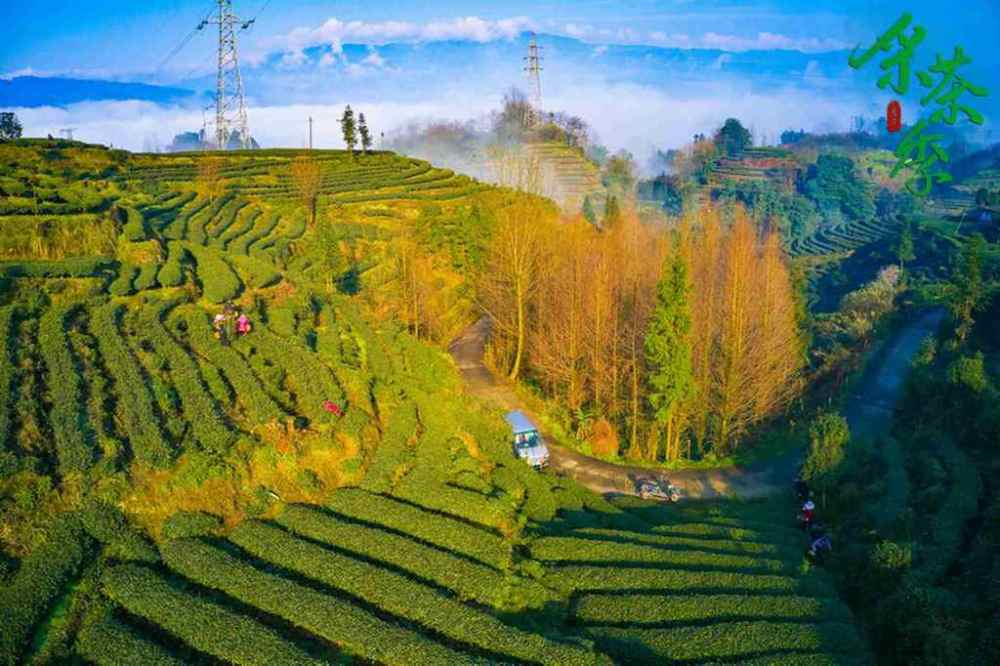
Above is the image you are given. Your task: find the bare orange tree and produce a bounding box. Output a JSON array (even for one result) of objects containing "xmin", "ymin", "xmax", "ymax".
[
  {"xmin": 291, "ymin": 155, "xmax": 323, "ymax": 228},
  {"xmin": 477, "ymin": 197, "xmax": 552, "ymax": 380},
  {"xmin": 196, "ymin": 156, "xmax": 225, "ymax": 203}
]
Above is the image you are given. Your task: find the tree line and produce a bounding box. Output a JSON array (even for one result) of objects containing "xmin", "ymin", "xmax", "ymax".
[{"xmin": 477, "ymin": 201, "xmax": 804, "ymax": 461}]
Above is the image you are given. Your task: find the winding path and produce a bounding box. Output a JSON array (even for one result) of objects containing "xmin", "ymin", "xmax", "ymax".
[{"xmin": 449, "ymin": 310, "xmax": 944, "ymax": 500}]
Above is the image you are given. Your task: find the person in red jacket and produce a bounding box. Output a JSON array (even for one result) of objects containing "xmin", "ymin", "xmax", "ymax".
[{"xmin": 799, "ymin": 500, "xmax": 815, "ymax": 528}]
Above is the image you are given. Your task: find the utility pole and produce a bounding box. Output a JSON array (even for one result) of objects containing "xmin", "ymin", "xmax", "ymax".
[
  {"xmin": 523, "ymin": 32, "xmax": 543, "ymax": 125},
  {"xmin": 309, "ymin": 116, "xmax": 313, "ymax": 150},
  {"xmin": 198, "ymin": 1, "xmax": 253, "ymax": 150}
]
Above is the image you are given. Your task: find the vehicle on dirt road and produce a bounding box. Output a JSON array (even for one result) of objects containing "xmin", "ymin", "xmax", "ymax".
[
  {"xmin": 637, "ymin": 478, "xmax": 682, "ymax": 502},
  {"xmin": 504, "ymin": 410, "xmax": 550, "ymax": 469}
]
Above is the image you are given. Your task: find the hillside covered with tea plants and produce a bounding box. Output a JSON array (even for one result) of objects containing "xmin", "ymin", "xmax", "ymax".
[{"xmin": 0, "ymin": 139, "xmax": 869, "ymax": 665}]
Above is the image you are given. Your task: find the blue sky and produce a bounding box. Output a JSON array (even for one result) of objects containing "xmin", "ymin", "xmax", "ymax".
[
  {"xmin": 3, "ymin": 1, "xmax": 998, "ymax": 79},
  {"xmin": 2, "ymin": 1, "xmax": 997, "ymax": 155}
]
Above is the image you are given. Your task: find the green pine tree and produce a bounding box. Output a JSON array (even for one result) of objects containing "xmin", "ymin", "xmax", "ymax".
[
  {"xmin": 358, "ymin": 113, "xmax": 372, "ymax": 154},
  {"xmin": 644, "ymin": 242, "xmax": 695, "ymax": 459},
  {"xmin": 603, "ymin": 194, "xmax": 621, "ymax": 229},
  {"xmin": 340, "ymin": 105, "xmax": 357, "ymax": 155},
  {"xmin": 581, "ymin": 195, "xmax": 597, "ymax": 225}
]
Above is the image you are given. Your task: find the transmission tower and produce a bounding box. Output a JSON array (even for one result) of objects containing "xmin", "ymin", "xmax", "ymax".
[
  {"xmin": 59, "ymin": 128, "xmax": 77, "ymax": 141},
  {"xmin": 198, "ymin": 1, "xmax": 253, "ymax": 150},
  {"xmin": 523, "ymin": 32, "xmax": 543, "ymax": 124}
]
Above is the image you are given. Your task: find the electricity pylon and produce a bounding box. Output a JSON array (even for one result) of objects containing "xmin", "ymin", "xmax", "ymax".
[
  {"xmin": 198, "ymin": 1, "xmax": 253, "ymax": 150},
  {"xmin": 523, "ymin": 32, "xmax": 543, "ymax": 125}
]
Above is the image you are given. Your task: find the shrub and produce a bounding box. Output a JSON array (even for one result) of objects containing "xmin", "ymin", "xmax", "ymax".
[
  {"xmin": 216, "ymin": 206, "xmax": 261, "ymax": 249},
  {"xmin": 160, "ymin": 538, "xmax": 467, "ymax": 666},
  {"xmin": 81, "ymin": 500, "xmax": 128, "ymax": 543},
  {"xmin": 186, "ymin": 244, "xmax": 242, "ymax": 303},
  {"xmin": 573, "ymin": 593, "xmax": 845, "ymax": 624},
  {"xmin": 108, "ymin": 264, "xmax": 138, "ymax": 296},
  {"xmin": 275, "ymin": 504, "xmax": 507, "ymax": 605},
  {"xmin": 157, "ymin": 241, "xmax": 187, "ymax": 287},
  {"xmin": 133, "ymin": 261, "xmax": 160, "ymax": 291},
  {"xmin": 0, "ymin": 257, "xmax": 115, "ymax": 279},
  {"xmin": 120, "ymin": 206, "xmax": 147, "ymax": 242},
  {"xmin": 91, "ymin": 303, "xmax": 172, "ymax": 467},
  {"xmin": 0, "ymin": 516, "xmax": 93, "ymax": 666},
  {"xmin": 249, "ymin": 328, "xmax": 344, "ymax": 421},
  {"xmin": 801, "ymin": 412, "xmax": 850, "ymax": 487},
  {"xmin": 38, "ymin": 303, "xmax": 95, "ymax": 473},
  {"xmin": 140, "ymin": 300, "xmax": 234, "ymax": 453},
  {"xmin": 590, "ymin": 622, "xmax": 864, "ymax": 663},
  {"xmin": 233, "ymin": 210, "xmax": 280, "ymax": 255},
  {"xmin": 0, "ymin": 306, "xmax": 16, "ymax": 452},
  {"xmin": 546, "ymin": 565, "xmax": 836, "ymax": 598},
  {"xmin": 530, "ymin": 536, "xmax": 788, "ymax": 574},
  {"xmin": 161, "ymin": 510, "xmax": 222, "ymax": 540},
  {"xmin": 230, "ymin": 521, "xmax": 603, "ymax": 665},
  {"xmin": 325, "ymin": 488, "xmax": 508, "ymax": 567},
  {"xmin": 77, "ymin": 610, "xmax": 185, "ymax": 666},
  {"xmin": 180, "ymin": 309, "xmax": 285, "ymax": 424},
  {"xmin": 231, "ymin": 254, "xmax": 281, "ymax": 289},
  {"xmin": 101, "ymin": 564, "xmax": 325, "ymax": 666}
]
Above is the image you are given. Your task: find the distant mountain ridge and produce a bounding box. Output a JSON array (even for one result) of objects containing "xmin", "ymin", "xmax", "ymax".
[{"xmin": 0, "ymin": 76, "xmax": 194, "ymax": 108}]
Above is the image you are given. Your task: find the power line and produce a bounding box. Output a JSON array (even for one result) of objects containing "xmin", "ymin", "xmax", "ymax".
[{"xmin": 154, "ymin": 1, "xmax": 217, "ymax": 74}]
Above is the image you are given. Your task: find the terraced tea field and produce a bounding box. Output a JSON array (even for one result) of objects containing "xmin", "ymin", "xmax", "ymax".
[{"xmin": 0, "ymin": 143, "xmax": 867, "ymax": 665}]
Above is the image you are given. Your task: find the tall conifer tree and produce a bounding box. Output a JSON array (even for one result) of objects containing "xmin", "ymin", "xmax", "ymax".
[{"xmin": 644, "ymin": 241, "xmax": 695, "ymax": 459}]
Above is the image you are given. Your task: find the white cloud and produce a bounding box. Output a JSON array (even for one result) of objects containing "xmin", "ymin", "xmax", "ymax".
[
  {"xmin": 574, "ymin": 27, "xmax": 846, "ymax": 53},
  {"xmin": 592, "ymin": 45, "xmax": 608, "ymax": 57},
  {"xmin": 8, "ymin": 76, "xmax": 867, "ymax": 165},
  {"xmin": 362, "ymin": 48, "xmax": 386, "ymax": 68},
  {"xmin": 264, "ymin": 15, "xmax": 535, "ymax": 55}
]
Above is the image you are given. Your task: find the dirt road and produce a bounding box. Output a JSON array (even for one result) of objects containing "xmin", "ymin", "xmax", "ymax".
[{"xmin": 449, "ymin": 310, "xmax": 943, "ymax": 499}]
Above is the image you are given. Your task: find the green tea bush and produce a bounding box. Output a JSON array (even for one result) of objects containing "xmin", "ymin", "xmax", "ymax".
[
  {"xmin": 161, "ymin": 511, "xmax": 222, "ymax": 539},
  {"xmin": 120, "ymin": 206, "xmax": 147, "ymax": 242},
  {"xmin": 160, "ymin": 538, "xmax": 467, "ymax": 666},
  {"xmin": 77, "ymin": 611, "xmax": 185, "ymax": 666},
  {"xmin": 568, "ymin": 527, "xmax": 796, "ymax": 560},
  {"xmin": 140, "ymin": 300, "xmax": 234, "ymax": 453},
  {"xmin": 91, "ymin": 303, "xmax": 172, "ymax": 467},
  {"xmin": 39, "ymin": 303, "xmax": 95, "ymax": 473},
  {"xmin": 0, "ymin": 516, "xmax": 93, "ymax": 666},
  {"xmin": 230, "ymin": 521, "xmax": 603, "ymax": 665},
  {"xmin": 251, "ymin": 328, "xmax": 344, "ymax": 420},
  {"xmin": 546, "ymin": 565, "xmax": 836, "ymax": 597},
  {"xmin": 205, "ymin": 199, "xmax": 249, "ymax": 242},
  {"xmin": 186, "ymin": 244, "xmax": 242, "ymax": 303},
  {"xmin": 157, "ymin": 241, "xmax": 187, "ymax": 287},
  {"xmin": 325, "ymin": 488, "xmax": 508, "ymax": 567},
  {"xmin": 133, "ymin": 261, "xmax": 160, "ymax": 291},
  {"xmin": 573, "ymin": 593, "xmax": 845, "ymax": 624},
  {"xmin": 180, "ymin": 310, "xmax": 285, "ymax": 424},
  {"xmin": 186, "ymin": 193, "xmax": 234, "ymax": 245},
  {"xmin": 530, "ymin": 536, "xmax": 787, "ymax": 574},
  {"xmin": 0, "ymin": 257, "xmax": 114, "ymax": 279},
  {"xmin": 231, "ymin": 254, "xmax": 281, "ymax": 289},
  {"xmin": 108, "ymin": 264, "xmax": 138, "ymax": 296},
  {"xmin": 589, "ymin": 621, "xmax": 864, "ymax": 663},
  {"xmin": 275, "ymin": 505, "xmax": 506, "ymax": 605},
  {"xmin": 233, "ymin": 210, "xmax": 280, "ymax": 255},
  {"xmin": 0, "ymin": 306, "xmax": 16, "ymax": 452},
  {"xmin": 101, "ymin": 564, "xmax": 325, "ymax": 666},
  {"xmin": 216, "ymin": 206, "xmax": 261, "ymax": 249}
]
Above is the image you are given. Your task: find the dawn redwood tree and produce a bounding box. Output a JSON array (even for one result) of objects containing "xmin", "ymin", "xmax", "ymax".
[
  {"xmin": 644, "ymin": 240, "xmax": 695, "ymax": 460},
  {"xmin": 603, "ymin": 194, "xmax": 621, "ymax": 229},
  {"xmin": 0, "ymin": 112, "xmax": 22, "ymax": 141},
  {"xmin": 291, "ymin": 156, "xmax": 323, "ymax": 228},
  {"xmin": 358, "ymin": 113, "xmax": 372, "ymax": 154},
  {"xmin": 340, "ymin": 105, "xmax": 357, "ymax": 155}
]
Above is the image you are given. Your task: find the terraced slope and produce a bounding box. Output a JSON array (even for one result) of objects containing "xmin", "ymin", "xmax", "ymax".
[
  {"xmin": 523, "ymin": 141, "xmax": 602, "ymax": 211},
  {"xmin": 0, "ymin": 145, "xmax": 867, "ymax": 666}
]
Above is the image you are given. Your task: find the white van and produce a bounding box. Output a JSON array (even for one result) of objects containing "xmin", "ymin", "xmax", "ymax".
[{"xmin": 504, "ymin": 410, "xmax": 550, "ymax": 469}]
